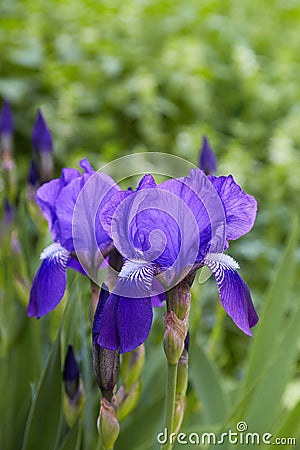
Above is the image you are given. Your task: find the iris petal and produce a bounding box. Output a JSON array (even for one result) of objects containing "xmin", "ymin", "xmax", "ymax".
[
  {"xmin": 118, "ymin": 296, "xmax": 153, "ymax": 353},
  {"xmin": 96, "ymin": 260, "xmax": 155, "ymax": 353},
  {"xmin": 203, "ymin": 253, "xmax": 258, "ymax": 335},
  {"xmin": 92, "ymin": 283, "xmax": 110, "ymax": 344},
  {"xmin": 208, "ymin": 175, "xmax": 257, "ymax": 244},
  {"xmin": 97, "ymin": 293, "xmax": 153, "ymax": 353},
  {"xmin": 27, "ymin": 243, "xmax": 70, "ymax": 318}
]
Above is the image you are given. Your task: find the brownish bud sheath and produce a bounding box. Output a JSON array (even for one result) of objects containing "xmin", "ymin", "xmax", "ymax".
[
  {"xmin": 93, "ymin": 345, "xmax": 120, "ymax": 401},
  {"xmin": 176, "ymin": 281, "xmax": 191, "ymax": 321},
  {"xmin": 163, "ymin": 311, "xmax": 186, "ymax": 365}
]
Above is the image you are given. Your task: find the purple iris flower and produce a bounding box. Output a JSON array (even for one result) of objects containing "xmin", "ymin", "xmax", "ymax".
[
  {"xmin": 97, "ymin": 169, "xmax": 258, "ymax": 353},
  {"xmin": 199, "ymin": 136, "xmax": 217, "ymax": 175},
  {"xmin": 28, "ymin": 159, "xmax": 120, "ymax": 318}
]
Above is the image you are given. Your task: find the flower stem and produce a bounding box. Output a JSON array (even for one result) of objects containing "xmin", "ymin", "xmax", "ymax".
[{"xmin": 162, "ymin": 363, "xmax": 178, "ymax": 450}]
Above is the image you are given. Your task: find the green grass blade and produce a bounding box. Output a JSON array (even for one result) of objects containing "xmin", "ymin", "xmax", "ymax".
[
  {"xmin": 241, "ymin": 218, "xmax": 299, "ymax": 393},
  {"xmin": 189, "ymin": 337, "xmax": 230, "ymax": 424},
  {"xmin": 21, "ymin": 329, "xmax": 62, "ymax": 450}
]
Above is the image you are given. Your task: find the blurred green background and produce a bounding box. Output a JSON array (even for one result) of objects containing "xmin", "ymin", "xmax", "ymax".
[{"xmin": 0, "ymin": 0, "xmax": 300, "ymax": 449}]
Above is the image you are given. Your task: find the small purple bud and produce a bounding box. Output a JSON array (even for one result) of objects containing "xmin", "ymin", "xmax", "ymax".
[
  {"xmin": 32, "ymin": 109, "xmax": 53, "ymax": 153},
  {"xmin": 32, "ymin": 109, "xmax": 54, "ymax": 182},
  {"xmin": 3, "ymin": 198, "xmax": 14, "ymax": 225},
  {"xmin": 199, "ymin": 136, "xmax": 217, "ymax": 175},
  {"xmin": 0, "ymin": 100, "xmax": 14, "ymax": 136},
  {"xmin": 63, "ymin": 345, "xmax": 80, "ymax": 400},
  {"xmin": 28, "ymin": 160, "xmax": 39, "ymax": 187}
]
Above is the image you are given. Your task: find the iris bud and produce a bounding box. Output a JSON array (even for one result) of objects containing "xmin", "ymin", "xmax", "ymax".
[
  {"xmin": 176, "ymin": 347, "xmax": 188, "ymax": 397},
  {"xmin": 199, "ymin": 135, "xmax": 217, "ymax": 175},
  {"xmin": 120, "ymin": 344, "xmax": 145, "ymax": 391},
  {"xmin": 97, "ymin": 398, "xmax": 120, "ymax": 450},
  {"xmin": 31, "ymin": 109, "xmax": 54, "ymax": 183},
  {"xmin": 92, "ymin": 284, "xmax": 120, "ymax": 401},
  {"xmin": 173, "ymin": 397, "xmax": 186, "ymax": 435},
  {"xmin": 62, "ymin": 345, "xmax": 85, "ymax": 427},
  {"xmin": 93, "ymin": 345, "xmax": 120, "ymax": 401},
  {"xmin": 116, "ymin": 379, "xmax": 141, "ymax": 422},
  {"xmin": 163, "ymin": 311, "xmax": 186, "ymax": 365},
  {"xmin": 175, "ymin": 281, "xmax": 191, "ymax": 322}
]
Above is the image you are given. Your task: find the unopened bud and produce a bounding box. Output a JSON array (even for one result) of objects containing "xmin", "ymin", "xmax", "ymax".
[
  {"xmin": 163, "ymin": 311, "xmax": 186, "ymax": 365},
  {"xmin": 175, "ymin": 282, "xmax": 191, "ymax": 321},
  {"xmin": 92, "ymin": 284, "xmax": 120, "ymax": 401},
  {"xmin": 116, "ymin": 379, "xmax": 141, "ymax": 422},
  {"xmin": 98, "ymin": 398, "xmax": 120, "ymax": 450},
  {"xmin": 93, "ymin": 345, "xmax": 120, "ymax": 401},
  {"xmin": 176, "ymin": 348, "xmax": 188, "ymax": 397},
  {"xmin": 31, "ymin": 109, "xmax": 53, "ymax": 182},
  {"xmin": 120, "ymin": 344, "xmax": 145, "ymax": 391},
  {"xmin": 63, "ymin": 345, "xmax": 80, "ymax": 399},
  {"xmin": 63, "ymin": 380, "xmax": 85, "ymax": 428},
  {"xmin": 199, "ymin": 135, "xmax": 217, "ymax": 175},
  {"xmin": 173, "ymin": 397, "xmax": 186, "ymax": 434},
  {"xmin": 62, "ymin": 345, "xmax": 85, "ymax": 427}
]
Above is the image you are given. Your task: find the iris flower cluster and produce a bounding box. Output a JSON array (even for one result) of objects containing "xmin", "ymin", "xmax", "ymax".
[{"xmin": 28, "ymin": 155, "xmax": 258, "ymax": 353}]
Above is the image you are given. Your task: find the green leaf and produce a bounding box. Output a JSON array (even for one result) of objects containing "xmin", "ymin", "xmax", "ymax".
[
  {"xmin": 21, "ymin": 330, "xmax": 62, "ymax": 450},
  {"xmin": 237, "ymin": 303, "xmax": 300, "ymax": 434},
  {"xmin": 57, "ymin": 420, "xmax": 82, "ymax": 450},
  {"xmin": 270, "ymin": 401, "xmax": 300, "ymax": 446},
  {"xmin": 241, "ymin": 217, "xmax": 299, "ymax": 392},
  {"xmin": 235, "ymin": 218, "xmax": 300, "ymax": 433},
  {"xmin": 189, "ymin": 337, "xmax": 230, "ymax": 424}
]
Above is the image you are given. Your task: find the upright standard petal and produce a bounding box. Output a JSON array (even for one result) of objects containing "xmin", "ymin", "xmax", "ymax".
[
  {"xmin": 160, "ymin": 169, "xmax": 226, "ymax": 262},
  {"xmin": 36, "ymin": 179, "xmax": 64, "ymax": 241},
  {"xmin": 28, "ymin": 243, "xmax": 70, "ymax": 318},
  {"xmin": 203, "ymin": 253, "xmax": 258, "ymax": 335},
  {"xmin": 62, "ymin": 170, "xmax": 120, "ymax": 255},
  {"xmin": 36, "ymin": 167, "xmax": 80, "ymax": 241},
  {"xmin": 208, "ymin": 175, "xmax": 257, "ymax": 243}
]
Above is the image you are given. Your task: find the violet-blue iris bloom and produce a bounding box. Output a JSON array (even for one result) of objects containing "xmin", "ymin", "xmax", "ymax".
[
  {"xmin": 28, "ymin": 159, "xmax": 120, "ymax": 318},
  {"xmin": 98, "ymin": 169, "xmax": 258, "ymax": 353},
  {"xmin": 199, "ymin": 136, "xmax": 217, "ymax": 175}
]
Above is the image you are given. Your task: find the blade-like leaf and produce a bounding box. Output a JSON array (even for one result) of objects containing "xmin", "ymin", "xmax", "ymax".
[
  {"xmin": 57, "ymin": 420, "xmax": 82, "ymax": 450},
  {"xmin": 189, "ymin": 337, "xmax": 230, "ymax": 424},
  {"xmin": 21, "ymin": 329, "xmax": 62, "ymax": 450},
  {"xmin": 241, "ymin": 218, "xmax": 299, "ymax": 392}
]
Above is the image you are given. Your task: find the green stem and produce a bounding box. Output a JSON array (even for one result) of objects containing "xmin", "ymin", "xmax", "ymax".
[{"xmin": 162, "ymin": 363, "xmax": 178, "ymax": 450}]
